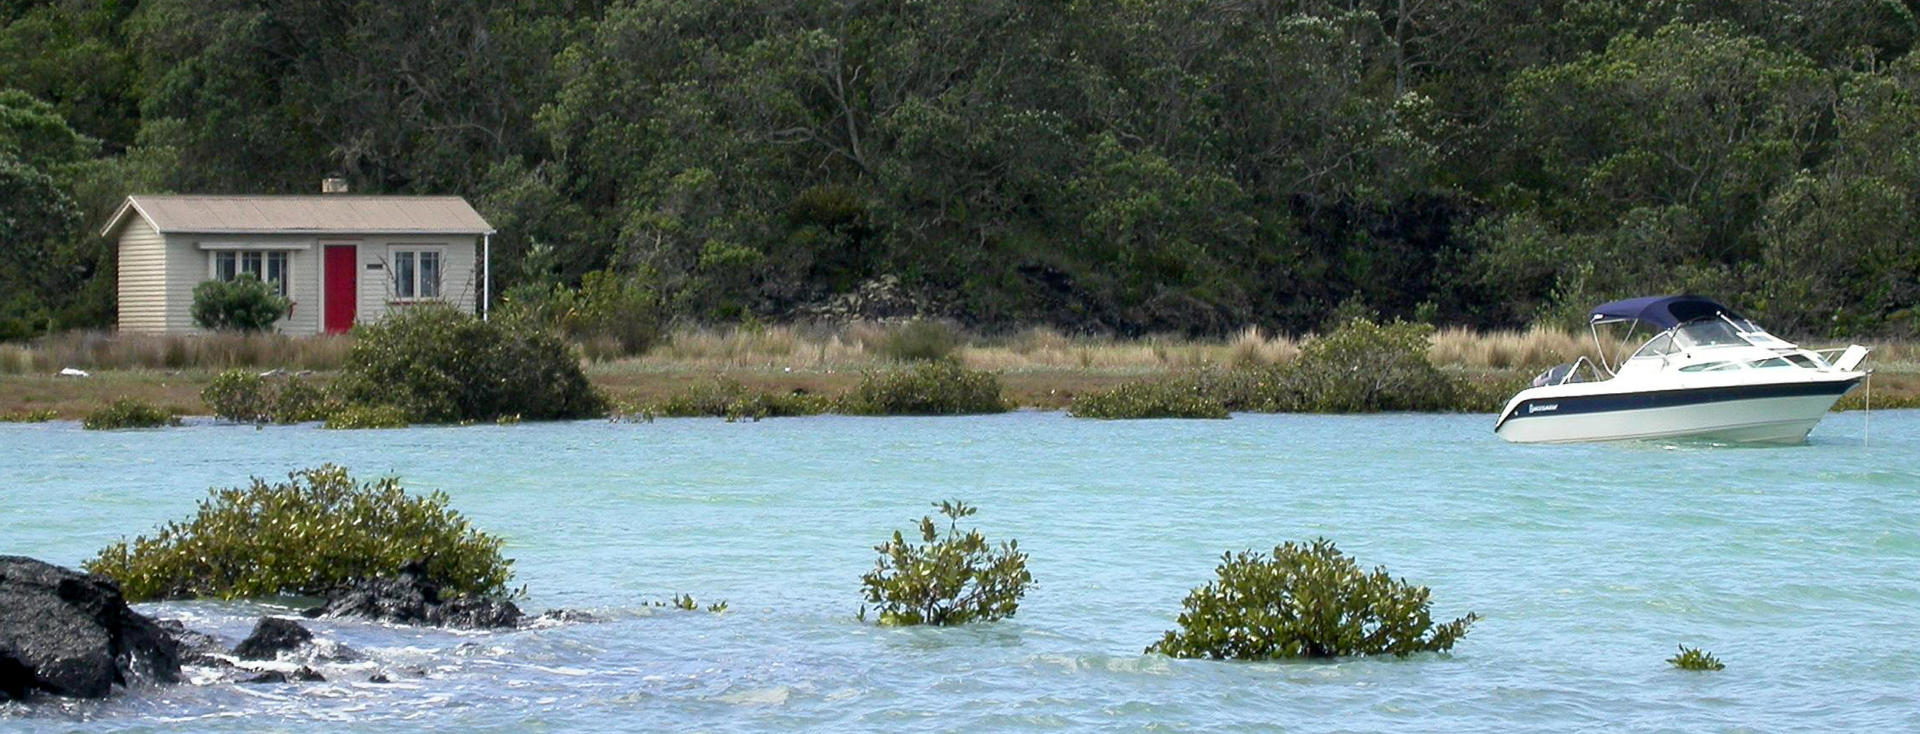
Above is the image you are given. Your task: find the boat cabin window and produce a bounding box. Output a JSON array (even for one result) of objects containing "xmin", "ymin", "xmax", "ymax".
[
  {"xmin": 1746, "ymin": 357, "xmax": 1792, "ymax": 369},
  {"xmin": 1672, "ymin": 320, "xmax": 1749, "ymax": 349},
  {"xmin": 1678, "ymin": 361, "xmax": 1739, "ymax": 372},
  {"xmin": 1783, "ymin": 353, "xmax": 1819, "ymax": 368},
  {"xmin": 1630, "ymin": 333, "xmax": 1678, "ymax": 359}
]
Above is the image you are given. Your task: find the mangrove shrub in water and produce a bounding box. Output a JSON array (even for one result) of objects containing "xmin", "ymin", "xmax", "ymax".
[
  {"xmin": 860, "ymin": 501, "xmax": 1031, "ymax": 626},
  {"xmin": 1287, "ymin": 319, "xmax": 1461, "ymax": 412},
  {"xmin": 1148, "ymin": 538, "xmax": 1475, "ymax": 660},
  {"xmin": 334, "ymin": 304, "xmax": 605, "ymax": 423},
  {"xmin": 840, "ymin": 361, "xmax": 1009, "ymax": 415},
  {"xmin": 652, "ymin": 379, "xmax": 830, "ymax": 421},
  {"xmin": 85, "ymin": 464, "xmax": 513, "ymax": 601},
  {"xmin": 202, "ymin": 369, "xmax": 337, "ymax": 424},
  {"xmin": 82, "ymin": 398, "xmax": 179, "ymax": 430},
  {"xmin": 1068, "ymin": 378, "xmax": 1230, "ymax": 419}
]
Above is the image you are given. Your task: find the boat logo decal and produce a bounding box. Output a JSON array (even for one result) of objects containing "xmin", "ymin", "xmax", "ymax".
[{"xmin": 1528, "ymin": 403, "xmax": 1559, "ymax": 414}]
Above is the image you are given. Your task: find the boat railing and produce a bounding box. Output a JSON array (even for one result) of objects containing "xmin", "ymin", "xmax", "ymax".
[{"xmin": 1532, "ymin": 356, "xmax": 1602, "ymax": 387}]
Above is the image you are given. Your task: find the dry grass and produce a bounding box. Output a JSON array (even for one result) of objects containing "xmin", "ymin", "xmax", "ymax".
[{"xmin": 0, "ymin": 332, "xmax": 353, "ymax": 375}]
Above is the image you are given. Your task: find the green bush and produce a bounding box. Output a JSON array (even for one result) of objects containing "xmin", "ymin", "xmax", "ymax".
[
  {"xmin": 839, "ymin": 361, "xmax": 1009, "ymax": 415},
  {"xmin": 84, "ymin": 464, "xmax": 512, "ymax": 601},
  {"xmin": 497, "ymin": 269, "xmax": 665, "ymax": 358},
  {"xmin": 0, "ymin": 408, "xmax": 57, "ymax": 422},
  {"xmin": 653, "ymin": 379, "xmax": 829, "ymax": 421},
  {"xmin": 334, "ymin": 303, "xmax": 606, "ymax": 423},
  {"xmin": 203, "ymin": 370, "xmax": 340, "ymax": 423},
  {"xmin": 1148, "ymin": 538, "xmax": 1476, "ymax": 660},
  {"xmin": 860, "ymin": 500, "xmax": 1031, "ymax": 626},
  {"xmin": 1286, "ymin": 319, "xmax": 1462, "ymax": 412},
  {"xmin": 190, "ymin": 275, "xmax": 289, "ymax": 332},
  {"xmin": 1668, "ymin": 645, "xmax": 1725, "ymax": 671},
  {"xmin": 876, "ymin": 319, "xmax": 961, "ymax": 362},
  {"xmin": 82, "ymin": 398, "xmax": 180, "ymax": 430},
  {"xmin": 321, "ymin": 403, "xmax": 409, "ymax": 429},
  {"xmin": 1069, "ymin": 378, "xmax": 1230, "ymax": 419}
]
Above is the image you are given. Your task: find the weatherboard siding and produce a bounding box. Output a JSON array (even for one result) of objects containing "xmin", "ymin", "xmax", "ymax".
[{"xmin": 115, "ymin": 217, "xmax": 168, "ymax": 333}]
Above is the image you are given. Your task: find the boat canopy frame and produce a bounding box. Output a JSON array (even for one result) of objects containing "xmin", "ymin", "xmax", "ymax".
[{"xmin": 1585, "ymin": 295, "xmax": 1743, "ymax": 376}]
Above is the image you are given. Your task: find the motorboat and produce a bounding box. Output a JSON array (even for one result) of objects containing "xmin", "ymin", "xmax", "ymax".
[{"xmin": 1494, "ymin": 295, "xmax": 1869, "ymax": 444}]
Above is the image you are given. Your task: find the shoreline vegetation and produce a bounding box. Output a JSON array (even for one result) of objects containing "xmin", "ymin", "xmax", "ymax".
[{"xmin": 1, "ymin": 320, "xmax": 1915, "ymax": 420}]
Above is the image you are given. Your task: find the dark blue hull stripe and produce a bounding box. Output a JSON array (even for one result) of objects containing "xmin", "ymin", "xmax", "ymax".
[{"xmin": 1496, "ymin": 378, "xmax": 1861, "ymax": 430}]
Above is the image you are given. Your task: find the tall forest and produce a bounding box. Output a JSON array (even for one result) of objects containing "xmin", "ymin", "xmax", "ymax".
[{"xmin": 4, "ymin": 0, "xmax": 1919, "ymax": 339}]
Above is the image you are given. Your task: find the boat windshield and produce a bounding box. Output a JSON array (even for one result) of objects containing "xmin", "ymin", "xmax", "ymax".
[{"xmin": 1672, "ymin": 320, "xmax": 1751, "ymax": 349}]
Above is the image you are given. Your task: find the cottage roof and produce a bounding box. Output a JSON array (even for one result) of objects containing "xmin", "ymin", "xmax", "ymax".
[{"xmin": 102, "ymin": 195, "xmax": 495, "ymax": 237}]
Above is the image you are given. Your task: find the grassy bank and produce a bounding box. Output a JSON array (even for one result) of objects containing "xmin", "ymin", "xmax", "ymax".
[{"xmin": 3, "ymin": 324, "xmax": 1916, "ymax": 418}]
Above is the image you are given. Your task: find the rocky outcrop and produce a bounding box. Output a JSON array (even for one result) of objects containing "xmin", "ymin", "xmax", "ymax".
[
  {"xmin": 232, "ymin": 617, "xmax": 313, "ymax": 661},
  {"xmin": 0, "ymin": 556, "xmax": 179, "ymax": 700},
  {"xmin": 303, "ymin": 560, "xmax": 522, "ymax": 630}
]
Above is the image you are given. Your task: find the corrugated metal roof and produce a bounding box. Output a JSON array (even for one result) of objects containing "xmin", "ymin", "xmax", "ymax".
[{"xmin": 105, "ymin": 195, "xmax": 495, "ymax": 236}]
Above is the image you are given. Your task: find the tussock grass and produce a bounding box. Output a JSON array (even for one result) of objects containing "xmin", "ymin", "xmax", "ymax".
[{"xmin": 0, "ymin": 331, "xmax": 351, "ymax": 374}]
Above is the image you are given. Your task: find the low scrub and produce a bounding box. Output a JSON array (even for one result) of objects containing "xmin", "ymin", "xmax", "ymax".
[
  {"xmin": 0, "ymin": 408, "xmax": 57, "ymax": 422},
  {"xmin": 1286, "ymin": 319, "xmax": 1462, "ymax": 412},
  {"xmin": 191, "ymin": 274, "xmax": 289, "ymax": 332},
  {"xmin": 334, "ymin": 304, "xmax": 606, "ymax": 423},
  {"xmin": 652, "ymin": 379, "xmax": 829, "ymax": 421},
  {"xmin": 860, "ymin": 500, "xmax": 1031, "ymax": 626},
  {"xmin": 322, "ymin": 403, "xmax": 410, "ymax": 429},
  {"xmin": 839, "ymin": 360, "xmax": 1010, "ymax": 415},
  {"xmin": 82, "ymin": 398, "xmax": 179, "ymax": 430},
  {"xmin": 202, "ymin": 370, "xmax": 338, "ymax": 424},
  {"xmin": 84, "ymin": 464, "xmax": 512, "ymax": 601},
  {"xmin": 1148, "ymin": 538, "xmax": 1475, "ymax": 660},
  {"xmin": 1668, "ymin": 645, "xmax": 1725, "ymax": 671},
  {"xmin": 1069, "ymin": 379, "xmax": 1229, "ymax": 419}
]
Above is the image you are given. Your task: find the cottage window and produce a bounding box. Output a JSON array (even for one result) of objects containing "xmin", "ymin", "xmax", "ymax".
[
  {"xmin": 211, "ymin": 250, "xmax": 289, "ymax": 296},
  {"xmin": 391, "ymin": 248, "xmax": 442, "ymax": 300}
]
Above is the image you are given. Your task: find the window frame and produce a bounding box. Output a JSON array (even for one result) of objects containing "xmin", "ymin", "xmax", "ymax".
[
  {"xmin": 388, "ymin": 245, "xmax": 446, "ymax": 302},
  {"xmin": 206, "ymin": 249, "xmax": 291, "ymax": 298}
]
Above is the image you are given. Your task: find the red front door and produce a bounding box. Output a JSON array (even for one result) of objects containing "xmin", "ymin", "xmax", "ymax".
[{"xmin": 324, "ymin": 245, "xmax": 357, "ymax": 334}]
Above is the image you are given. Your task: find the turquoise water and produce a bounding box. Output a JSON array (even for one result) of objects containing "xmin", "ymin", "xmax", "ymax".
[{"xmin": 3, "ymin": 411, "xmax": 1917, "ymax": 731}]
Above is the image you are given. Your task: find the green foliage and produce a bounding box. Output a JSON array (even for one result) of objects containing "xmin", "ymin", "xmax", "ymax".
[
  {"xmin": 202, "ymin": 370, "xmax": 338, "ymax": 424},
  {"xmin": 84, "ymin": 464, "xmax": 512, "ymax": 601},
  {"xmin": 9, "ymin": 3, "xmax": 1920, "ymax": 338},
  {"xmin": 82, "ymin": 398, "xmax": 178, "ymax": 429},
  {"xmin": 876, "ymin": 319, "xmax": 961, "ymax": 362},
  {"xmin": 335, "ymin": 304, "xmax": 605, "ymax": 423},
  {"xmin": 190, "ymin": 275, "xmax": 289, "ymax": 332},
  {"xmin": 860, "ymin": 500, "xmax": 1031, "ymax": 626},
  {"xmin": 320, "ymin": 403, "xmax": 409, "ymax": 430},
  {"xmin": 652, "ymin": 379, "xmax": 829, "ymax": 421},
  {"xmin": 1287, "ymin": 319, "xmax": 1462, "ymax": 412},
  {"xmin": 1668, "ymin": 645, "xmax": 1726, "ymax": 671},
  {"xmin": 839, "ymin": 361, "xmax": 1010, "ymax": 416},
  {"xmin": 1148, "ymin": 538, "xmax": 1476, "ymax": 660},
  {"xmin": 0, "ymin": 408, "xmax": 57, "ymax": 422},
  {"xmin": 499, "ymin": 269, "xmax": 667, "ymax": 358},
  {"xmin": 1069, "ymin": 379, "xmax": 1229, "ymax": 420}
]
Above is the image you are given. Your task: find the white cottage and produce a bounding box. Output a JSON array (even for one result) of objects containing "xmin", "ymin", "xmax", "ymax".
[{"xmin": 102, "ymin": 194, "xmax": 495, "ymax": 336}]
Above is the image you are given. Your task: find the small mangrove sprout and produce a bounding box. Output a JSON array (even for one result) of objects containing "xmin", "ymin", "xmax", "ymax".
[{"xmin": 1668, "ymin": 645, "xmax": 1725, "ymax": 671}]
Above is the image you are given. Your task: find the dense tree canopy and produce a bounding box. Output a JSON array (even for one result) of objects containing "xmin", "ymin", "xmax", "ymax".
[{"xmin": 2, "ymin": 0, "xmax": 1917, "ymax": 339}]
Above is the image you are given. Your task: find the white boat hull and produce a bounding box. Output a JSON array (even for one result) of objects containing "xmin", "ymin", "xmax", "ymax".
[{"xmin": 1495, "ymin": 376, "xmax": 1861, "ymax": 445}]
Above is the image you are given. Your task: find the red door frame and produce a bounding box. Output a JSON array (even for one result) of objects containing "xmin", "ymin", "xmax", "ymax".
[{"xmin": 323, "ymin": 245, "xmax": 357, "ymax": 334}]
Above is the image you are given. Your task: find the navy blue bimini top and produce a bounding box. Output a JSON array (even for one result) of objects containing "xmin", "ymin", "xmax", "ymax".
[{"xmin": 1588, "ymin": 295, "xmax": 1741, "ymax": 330}]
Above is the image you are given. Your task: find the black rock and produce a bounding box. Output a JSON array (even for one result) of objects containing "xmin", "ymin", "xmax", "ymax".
[
  {"xmin": 0, "ymin": 556, "xmax": 180, "ymax": 700},
  {"xmin": 289, "ymin": 665, "xmax": 325, "ymax": 682},
  {"xmin": 533, "ymin": 609, "xmax": 601, "ymax": 624},
  {"xmin": 240, "ymin": 666, "xmax": 324, "ymax": 685},
  {"xmin": 305, "ymin": 560, "xmax": 522, "ymax": 630},
  {"xmin": 155, "ymin": 620, "xmax": 223, "ymax": 657},
  {"xmin": 241, "ymin": 670, "xmax": 285, "ymax": 684},
  {"xmin": 232, "ymin": 617, "xmax": 313, "ymax": 660},
  {"xmin": 367, "ymin": 673, "xmax": 390, "ymax": 684}
]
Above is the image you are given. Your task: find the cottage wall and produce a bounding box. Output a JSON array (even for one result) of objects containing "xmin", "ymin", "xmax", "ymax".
[{"xmin": 115, "ymin": 217, "xmax": 168, "ymax": 333}]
